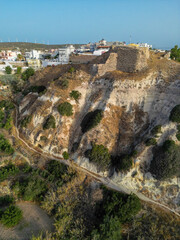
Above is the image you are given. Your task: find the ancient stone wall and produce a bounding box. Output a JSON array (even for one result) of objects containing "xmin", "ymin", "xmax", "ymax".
[{"xmin": 93, "ymin": 46, "xmax": 149, "ymax": 76}]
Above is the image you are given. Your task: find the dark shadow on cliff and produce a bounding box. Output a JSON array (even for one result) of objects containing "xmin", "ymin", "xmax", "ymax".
[{"xmin": 68, "ymin": 71, "xmax": 115, "ymax": 154}]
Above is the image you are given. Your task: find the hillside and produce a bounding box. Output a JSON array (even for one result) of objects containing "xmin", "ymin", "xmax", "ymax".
[
  {"xmin": 0, "ymin": 46, "xmax": 180, "ymax": 239},
  {"xmin": 0, "ymin": 42, "xmax": 82, "ymax": 51},
  {"xmin": 14, "ymin": 47, "xmax": 180, "ymax": 216}
]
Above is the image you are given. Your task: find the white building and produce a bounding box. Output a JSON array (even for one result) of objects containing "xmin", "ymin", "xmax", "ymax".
[
  {"xmin": 25, "ymin": 50, "xmax": 43, "ymax": 60},
  {"xmin": 93, "ymin": 48, "xmax": 110, "ymax": 56},
  {"xmin": 58, "ymin": 45, "xmax": 75, "ymax": 64},
  {"xmin": 139, "ymin": 43, "xmax": 152, "ymax": 49}
]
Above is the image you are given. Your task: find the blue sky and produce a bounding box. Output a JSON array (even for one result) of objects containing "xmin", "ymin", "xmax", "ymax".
[{"xmin": 0, "ymin": 0, "xmax": 179, "ymax": 49}]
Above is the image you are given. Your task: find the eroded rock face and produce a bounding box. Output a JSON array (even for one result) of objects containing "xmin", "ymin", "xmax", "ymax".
[{"xmin": 18, "ymin": 54, "xmax": 180, "ymax": 211}]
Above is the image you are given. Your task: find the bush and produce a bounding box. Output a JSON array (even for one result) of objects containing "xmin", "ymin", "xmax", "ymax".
[
  {"xmin": 0, "ymin": 195, "xmax": 14, "ymax": 206},
  {"xmin": 169, "ymin": 105, "xmax": 180, "ymax": 123},
  {"xmin": 13, "ymin": 176, "xmax": 48, "ymax": 201},
  {"xmin": 70, "ymin": 90, "xmax": 81, "ymax": 101},
  {"xmin": 20, "ymin": 115, "xmax": 32, "ymax": 128},
  {"xmin": 150, "ymin": 140, "xmax": 180, "ymax": 180},
  {"xmin": 21, "ymin": 67, "xmax": 35, "ymax": 81},
  {"xmin": 98, "ymin": 187, "xmax": 141, "ymax": 223},
  {"xmin": 81, "ymin": 109, "xmax": 103, "ymax": 133},
  {"xmin": 16, "ymin": 66, "xmax": 22, "ymax": 75},
  {"xmin": 68, "ymin": 67, "xmax": 75, "ymax": 73},
  {"xmin": 43, "ymin": 115, "xmax": 56, "ymax": 130},
  {"xmin": 47, "ymin": 160, "xmax": 67, "ymax": 179},
  {"xmin": 88, "ymin": 144, "xmax": 111, "ymax": 171},
  {"xmin": 170, "ymin": 45, "xmax": 180, "ymax": 62},
  {"xmin": 59, "ymin": 79, "xmax": 69, "ymax": 89},
  {"xmin": 151, "ymin": 125, "xmax": 162, "ymax": 135},
  {"xmin": 40, "ymin": 136, "xmax": 48, "ymax": 142},
  {"xmin": 115, "ymin": 154, "xmax": 133, "ymax": 172},
  {"xmin": 5, "ymin": 66, "xmax": 12, "ymax": 74},
  {"xmin": 91, "ymin": 215, "xmax": 122, "ymax": 240},
  {"xmin": 0, "ymin": 164, "xmax": 19, "ymax": 181},
  {"xmin": 145, "ymin": 138, "xmax": 157, "ymax": 146},
  {"xmin": 0, "ymin": 205, "xmax": 22, "ymax": 227},
  {"xmin": 0, "ymin": 100, "xmax": 14, "ymax": 130},
  {"xmin": 0, "ymin": 134, "xmax": 14, "ymax": 154},
  {"xmin": 176, "ymin": 133, "xmax": 180, "ymax": 141},
  {"xmin": 57, "ymin": 102, "xmax": 73, "ymax": 116},
  {"xmin": 63, "ymin": 151, "xmax": 69, "ymax": 160}
]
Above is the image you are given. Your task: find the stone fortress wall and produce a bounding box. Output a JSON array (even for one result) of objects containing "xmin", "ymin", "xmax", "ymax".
[{"xmin": 93, "ymin": 46, "xmax": 150, "ymax": 76}]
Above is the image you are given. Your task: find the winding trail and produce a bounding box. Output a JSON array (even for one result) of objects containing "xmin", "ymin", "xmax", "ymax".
[{"xmin": 14, "ymin": 106, "xmax": 180, "ymax": 218}]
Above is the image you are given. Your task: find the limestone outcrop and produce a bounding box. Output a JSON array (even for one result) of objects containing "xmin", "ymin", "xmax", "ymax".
[{"xmin": 17, "ymin": 51, "xmax": 180, "ymax": 212}]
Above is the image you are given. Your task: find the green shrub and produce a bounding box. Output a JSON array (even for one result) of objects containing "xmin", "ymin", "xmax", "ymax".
[
  {"xmin": 16, "ymin": 66, "xmax": 22, "ymax": 75},
  {"xmin": 150, "ymin": 140, "xmax": 180, "ymax": 180},
  {"xmin": 0, "ymin": 195, "xmax": 14, "ymax": 206},
  {"xmin": 91, "ymin": 215, "xmax": 122, "ymax": 240},
  {"xmin": 88, "ymin": 144, "xmax": 111, "ymax": 171},
  {"xmin": 47, "ymin": 160, "xmax": 67, "ymax": 179},
  {"xmin": 151, "ymin": 125, "xmax": 162, "ymax": 135},
  {"xmin": 59, "ymin": 79, "xmax": 69, "ymax": 89},
  {"xmin": 40, "ymin": 136, "xmax": 48, "ymax": 142},
  {"xmin": 177, "ymin": 125, "xmax": 180, "ymax": 132},
  {"xmin": 81, "ymin": 109, "xmax": 103, "ymax": 133},
  {"xmin": 176, "ymin": 133, "xmax": 180, "ymax": 141},
  {"xmin": 14, "ymin": 176, "xmax": 48, "ymax": 201},
  {"xmin": 0, "ymin": 205, "xmax": 22, "ymax": 227},
  {"xmin": 0, "ymin": 134, "xmax": 14, "ymax": 154},
  {"xmin": 169, "ymin": 105, "xmax": 180, "ymax": 123},
  {"xmin": 68, "ymin": 67, "xmax": 75, "ymax": 73},
  {"xmin": 99, "ymin": 187, "xmax": 141, "ymax": 223},
  {"xmin": 63, "ymin": 151, "xmax": 69, "ymax": 160},
  {"xmin": 145, "ymin": 138, "xmax": 157, "ymax": 146},
  {"xmin": 70, "ymin": 90, "xmax": 81, "ymax": 101},
  {"xmin": 5, "ymin": 66, "xmax": 12, "ymax": 74},
  {"xmin": 115, "ymin": 154, "xmax": 133, "ymax": 172},
  {"xmin": 57, "ymin": 102, "xmax": 73, "ymax": 116},
  {"xmin": 20, "ymin": 115, "xmax": 32, "ymax": 128},
  {"xmin": 0, "ymin": 164, "xmax": 19, "ymax": 181},
  {"xmin": 21, "ymin": 67, "xmax": 35, "ymax": 81},
  {"xmin": 170, "ymin": 45, "xmax": 180, "ymax": 62},
  {"xmin": 43, "ymin": 115, "xmax": 56, "ymax": 129},
  {"xmin": 0, "ymin": 100, "xmax": 14, "ymax": 111},
  {"xmin": 0, "ymin": 100, "xmax": 14, "ymax": 130}
]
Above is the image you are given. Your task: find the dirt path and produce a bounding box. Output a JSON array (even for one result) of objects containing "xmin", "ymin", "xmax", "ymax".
[
  {"xmin": 0, "ymin": 202, "xmax": 54, "ymax": 240},
  {"xmin": 14, "ymin": 106, "xmax": 180, "ymax": 218}
]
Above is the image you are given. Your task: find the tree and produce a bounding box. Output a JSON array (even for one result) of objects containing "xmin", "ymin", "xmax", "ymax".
[
  {"xmin": 88, "ymin": 144, "xmax": 111, "ymax": 171},
  {"xmin": 5, "ymin": 66, "xmax": 12, "ymax": 74},
  {"xmin": 43, "ymin": 115, "xmax": 56, "ymax": 129},
  {"xmin": 169, "ymin": 105, "xmax": 180, "ymax": 123},
  {"xmin": 21, "ymin": 67, "xmax": 35, "ymax": 81},
  {"xmin": 16, "ymin": 66, "xmax": 22, "ymax": 74},
  {"xmin": 17, "ymin": 54, "xmax": 23, "ymax": 61},
  {"xmin": 57, "ymin": 102, "xmax": 73, "ymax": 116},
  {"xmin": 81, "ymin": 110, "xmax": 103, "ymax": 133},
  {"xmin": 170, "ymin": 45, "xmax": 180, "ymax": 62},
  {"xmin": 150, "ymin": 140, "xmax": 180, "ymax": 180},
  {"xmin": 63, "ymin": 151, "xmax": 69, "ymax": 160},
  {"xmin": 0, "ymin": 205, "xmax": 22, "ymax": 227},
  {"xmin": 70, "ymin": 90, "xmax": 81, "ymax": 101},
  {"xmin": 91, "ymin": 215, "xmax": 122, "ymax": 240}
]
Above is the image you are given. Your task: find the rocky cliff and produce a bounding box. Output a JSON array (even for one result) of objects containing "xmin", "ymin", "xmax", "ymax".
[{"xmin": 17, "ymin": 48, "xmax": 180, "ymax": 212}]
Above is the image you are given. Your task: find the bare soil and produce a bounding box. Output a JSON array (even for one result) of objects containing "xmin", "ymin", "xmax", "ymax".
[{"xmin": 0, "ymin": 202, "xmax": 54, "ymax": 240}]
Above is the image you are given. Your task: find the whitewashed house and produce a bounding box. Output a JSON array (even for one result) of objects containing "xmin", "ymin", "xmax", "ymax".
[{"xmin": 58, "ymin": 45, "xmax": 75, "ymax": 64}]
